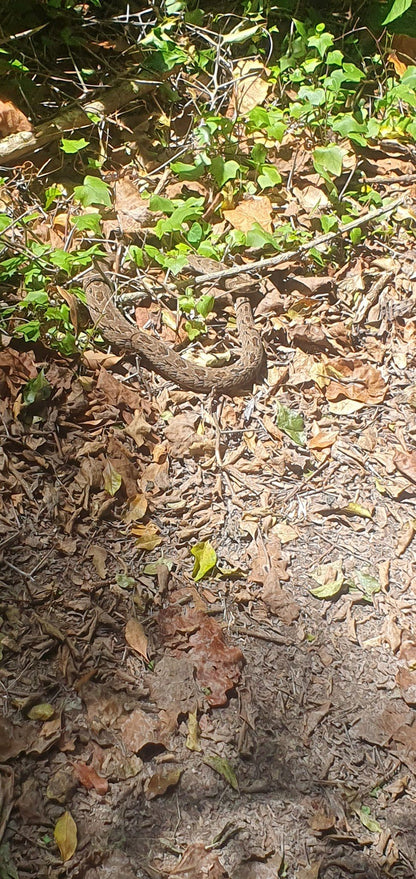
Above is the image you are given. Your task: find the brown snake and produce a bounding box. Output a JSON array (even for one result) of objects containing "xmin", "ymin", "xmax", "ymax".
[{"xmin": 83, "ymin": 261, "xmax": 264, "ymax": 394}]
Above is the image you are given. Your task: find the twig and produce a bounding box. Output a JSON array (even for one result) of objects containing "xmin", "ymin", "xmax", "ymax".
[{"xmin": 193, "ymin": 195, "xmax": 407, "ymax": 286}]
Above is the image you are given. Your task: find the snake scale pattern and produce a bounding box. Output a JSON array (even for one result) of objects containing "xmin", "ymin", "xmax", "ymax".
[{"xmin": 83, "ymin": 263, "xmax": 264, "ymax": 394}]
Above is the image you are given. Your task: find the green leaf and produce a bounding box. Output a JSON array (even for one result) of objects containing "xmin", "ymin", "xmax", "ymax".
[
  {"xmin": 149, "ymin": 195, "xmax": 176, "ymax": 214},
  {"xmin": 357, "ymin": 805, "xmax": 382, "ymax": 833},
  {"xmin": 350, "ymin": 227, "xmax": 362, "ymax": 245},
  {"xmin": 73, "ymin": 175, "xmax": 111, "ymax": 208},
  {"xmin": 258, "ymin": 165, "xmax": 282, "ymax": 190},
  {"xmin": 185, "ymin": 318, "xmax": 206, "ymax": 340},
  {"xmin": 60, "ymin": 137, "xmax": 89, "ymax": 154},
  {"xmin": 310, "ymin": 559, "xmax": 344, "ymax": 600},
  {"xmin": 211, "ymin": 157, "xmax": 240, "ymax": 187},
  {"xmin": 203, "ymin": 754, "xmax": 239, "ymax": 790},
  {"xmin": 382, "ymin": 0, "xmax": 412, "ymax": 25},
  {"xmin": 196, "ymin": 294, "xmax": 214, "ymax": 318},
  {"xmin": 115, "ymin": 574, "xmax": 136, "ymax": 590},
  {"xmin": 298, "ymin": 86, "xmax": 326, "ymax": 106},
  {"xmin": 22, "ymin": 369, "xmax": 51, "ymax": 406},
  {"xmin": 191, "ymin": 541, "xmax": 217, "ymax": 581},
  {"xmin": 275, "ymin": 402, "xmax": 306, "ymax": 446},
  {"xmin": 71, "ymin": 213, "xmax": 101, "ymax": 233},
  {"xmin": 170, "ymin": 161, "xmax": 204, "ymax": 181},
  {"xmin": 44, "ymin": 184, "xmax": 62, "ymax": 210},
  {"xmin": 313, "ymin": 145, "xmax": 344, "ymax": 180},
  {"xmin": 127, "ymin": 245, "xmax": 144, "ymax": 267},
  {"xmin": 222, "ymin": 23, "xmax": 262, "ymax": 44},
  {"xmin": 352, "ymin": 570, "xmax": 381, "ymax": 601},
  {"xmin": 103, "ymin": 461, "xmax": 122, "ymax": 496}
]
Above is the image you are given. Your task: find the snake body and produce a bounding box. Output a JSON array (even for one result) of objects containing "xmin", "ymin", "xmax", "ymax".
[{"xmin": 84, "ymin": 265, "xmax": 264, "ymax": 394}]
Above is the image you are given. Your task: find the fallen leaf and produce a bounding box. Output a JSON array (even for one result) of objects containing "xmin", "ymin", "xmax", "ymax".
[
  {"xmin": 125, "ymin": 618, "xmax": 148, "ymax": 660},
  {"xmin": 0, "ymin": 99, "xmax": 32, "ymax": 136},
  {"xmin": 72, "ymin": 762, "xmax": 108, "ymax": 795},
  {"xmin": 275, "ymin": 402, "xmax": 306, "ymax": 446},
  {"xmin": 144, "ymin": 767, "xmax": 181, "ymax": 799},
  {"xmin": 27, "ymin": 703, "xmax": 55, "ymax": 721},
  {"xmin": 203, "ymin": 754, "xmax": 239, "ymax": 790},
  {"xmin": 103, "ymin": 460, "xmax": 122, "ymax": 496},
  {"xmin": 88, "ymin": 544, "xmax": 107, "ymax": 579},
  {"xmin": 394, "ymin": 450, "xmax": 416, "ymax": 484},
  {"xmin": 130, "ymin": 522, "xmax": 162, "ymax": 550},
  {"xmin": 168, "ymin": 843, "xmax": 230, "ymax": 878},
  {"xmin": 123, "ymin": 493, "xmax": 148, "ymax": 524},
  {"xmin": 223, "ymin": 196, "xmax": 273, "ymax": 233},
  {"xmin": 191, "ymin": 541, "xmax": 217, "ymax": 581},
  {"xmin": 323, "ymin": 357, "xmax": 387, "ymax": 406},
  {"xmin": 186, "ymin": 711, "xmax": 201, "ymax": 751},
  {"xmin": 54, "ymin": 811, "xmax": 77, "ymax": 862},
  {"xmin": 231, "ymin": 59, "xmax": 270, "ymax": 115},
  {"xmin": 310, "ymin": 559, "xmax": 344, "ymax": 599}
]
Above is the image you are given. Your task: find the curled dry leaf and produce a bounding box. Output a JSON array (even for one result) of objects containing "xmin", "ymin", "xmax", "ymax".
[
  {"xmin": 0, "ymin": 99, "xmax": 32, "ymax": 137},
  {"xmin": 72, "ymin": 761, "xmax": 108, "ymax": 795},
  {"xmin": 323, "ymin": 357, "xmax": 387, "ymax": 406},
  {"xmin": 144, "ymin": 767, "xmax": 181, "ymax": 799},
  {"xmin": 394, "ymin": 450, "xmax": 416, "ymax": 484},
  {"xmin": 125, "ymin": 618, "xmax": 148, "ymax": 660},
  {"xmin": 230, "ymin": 59, "xmax": 270, "ymax": 115}
]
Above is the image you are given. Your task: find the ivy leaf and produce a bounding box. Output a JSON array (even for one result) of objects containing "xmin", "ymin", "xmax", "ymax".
[
  {"xmin": 382, "ymin": 0, "xmax": 412, "ymax": 25},
  {"xmin": 71, "ymin": 213, "xmax": 101, "ymax": 233},
  {"xmin": 191, "ymin": 541, "xmax": 217, "ymax": 581},
  {"xmin": 60, "ymin": 137, "xmax": 89, "ymax": 154},
  {"xmin": 275, "ymin": 402, "xmax": 306, "ymax": 446},
  {"xmin": 54, "ymin": 811, "xmax": 77, "ymax": 862},
  {"xmin": 313, "ymin": 145, "xmax": 344, "ymax": 180},
  {"xmin": 210, "ymin": 157, "xmax": 240, "ymax": 187},
  {"xmin": 196, "ymin": 294, "xmax": 214, "ymax": 318},
  {"xmin": 73, "ymin": 175, "xmax": 111, "ymax": 207},
  {"xmin": 257, "ymin": 165, "xmax": 282, "ymax": 190},
  {"xmin": 22, "ymin": 369, "xmax": 51, "ymax": 406}
]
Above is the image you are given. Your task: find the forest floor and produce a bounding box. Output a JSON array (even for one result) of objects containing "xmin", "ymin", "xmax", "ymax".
[
  {"xmin": 1, "ymin": 7, "xmax": 416, "ymax": 878},
  {"xmin": 2, "ymin": 167, "xmax": 416, "ymax": 878}
]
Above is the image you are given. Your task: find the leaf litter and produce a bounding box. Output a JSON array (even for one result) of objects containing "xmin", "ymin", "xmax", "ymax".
[{"xmin": 1, "ymin": 43, "xmax": 416, "ymax": 879}]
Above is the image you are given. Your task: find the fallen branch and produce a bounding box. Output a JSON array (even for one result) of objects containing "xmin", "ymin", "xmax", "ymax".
[
  {"xmin": 0, "ymin": 78, "xmax": 160, "ymax": 164},
  {"xmin": 193, "ymin": 195, "xmax": 408, "ymax": 286}
]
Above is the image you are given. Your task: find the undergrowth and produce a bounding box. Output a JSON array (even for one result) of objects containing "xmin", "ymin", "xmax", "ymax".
[{"xmin": 0, "ymin": 0, "xmax": 415, "ymax": 356}]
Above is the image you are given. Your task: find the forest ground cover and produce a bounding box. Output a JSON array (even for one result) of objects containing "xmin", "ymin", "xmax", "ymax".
[{"xmin": 1, "ymin": 1, "xmax": 416, "ymax": 877}]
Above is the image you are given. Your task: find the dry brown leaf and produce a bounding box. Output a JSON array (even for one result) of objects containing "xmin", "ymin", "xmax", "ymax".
[
  {"xmin": 323, "ymin": 357, "xmax": 387, "ymax": 406},
  {"xmin": 223, "ymin": 196, "xmax": 273, "ymax": 233},
  {"xmin": 0, "ymin": 99, "xmax": 32, "ymax": 136},
  {"xmin": 308, "ymin": 429, "xmax": 338, "ymax": 450},
  {"xmin": 158, "ymin": 607, "xmax": 244, "ymax": 707},
  {"xmin": 168, "ymin": 843, "xmax": 230, "ymax": 878},
  {"xmin": 118, "ymin": 707, "xmax": 168, "ymax": 753},
  {"xmin": 125, "ymin": 618, "xmax": 148, "ymax": 660},
  {"xmin": 88, "ymin": 544, "xmax": 107, "ymax": 579},
  {"xmin": 124, "ymin": 409, "xmax": 153, "ymax": 448},
  {"xmin": 144, "ymin": 767, "xmax": 181, "ymax": 799},
  {"xmin": 230, "ymin": 59, "xmax": 270, "ymax": 115},
  {"xmin": 261, "ymin": 571, "xmax": 300, "ymax": 624},
  {"xmin": 394, "ymin": 450, "xmax": 416, "ymax": 484},
  {"xmin": 293, "ymin": 184, "xmax": 330, "ymax": 214},
  {"xmin": 72, "ymin": 761, "xmax": 108, "ymax": 795},
  {"xmin": 396, "ymin": 519, "xmax": 416, "ymax": 556},
  {"xmin": 81, "ymin": 349, "xmax": 122, "ymax": 370}
]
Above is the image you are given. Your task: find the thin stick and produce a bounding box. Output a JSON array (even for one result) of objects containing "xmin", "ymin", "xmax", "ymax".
[{"xmin": 193, "ymin": 195, "xmax": 407, "ymax": 286}]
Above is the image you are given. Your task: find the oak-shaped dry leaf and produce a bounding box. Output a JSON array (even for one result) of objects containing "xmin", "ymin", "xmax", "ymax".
[
  {"xmin": 158, "ymin": 607, "xmax": 244, "ymax": 707},
  {"xmin": 223, "ymin": 196, "xmax": 273, "ymax": 233},
  {"xmin": 125, "ymin": 618, "xmax": 148, "ymax": 660},
  {"xmin": 54, "ymin": 810, "xmax": 77, "ymax": 862},
  {"xmin": 72, "ymin": 761, "xmax": 108, "ymax": 796},
  {"xmin": 0, "ymin": 99, "xmax": 32, "ymax": 137}
]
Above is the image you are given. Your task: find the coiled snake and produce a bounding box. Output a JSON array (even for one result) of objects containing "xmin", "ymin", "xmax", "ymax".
[{"xmin": 83, "ymin": 260, "xmax": 264, "ymax": 394}]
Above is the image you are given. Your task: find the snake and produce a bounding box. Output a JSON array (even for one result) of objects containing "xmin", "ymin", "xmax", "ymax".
[{"xmin": 83, "ymin": 260, "xmax": 264, "ymax": 394}]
